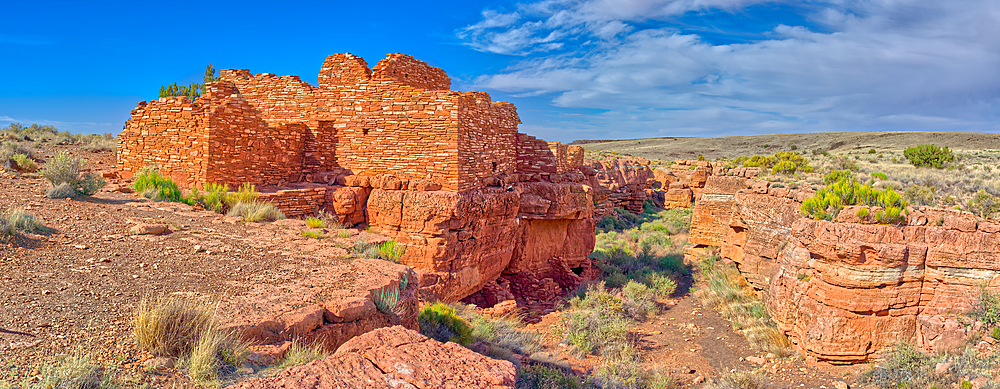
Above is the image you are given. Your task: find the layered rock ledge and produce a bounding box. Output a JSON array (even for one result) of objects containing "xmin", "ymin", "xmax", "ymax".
[{"xmin": 689, "ymin": 176, "xmax": 1000, "ymax": 363}]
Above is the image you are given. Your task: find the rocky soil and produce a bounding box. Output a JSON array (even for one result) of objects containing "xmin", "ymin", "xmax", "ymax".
[{"xmin": 0, "ymin": 145, "xmax": 412, "ymax": 387}]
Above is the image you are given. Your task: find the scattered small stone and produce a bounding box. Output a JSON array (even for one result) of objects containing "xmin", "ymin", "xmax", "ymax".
[
  {"xmin": 935, "ymin": 361, "xmax": 951, "ymax": 375},
  {"xmin": 833, "ymin": 381, "xmax": 850, "ymax": 389},
  {"xmin": 693, "ymin": 376, "xmax": 705, "ymax": 384},
  {"xmin": 142, "ymin": 356, "xmax": 175, "ymax": 372},
  {"xmin": 747, "ymin": 355, "xmax": 766, "ymax": 365},
  {"xmin": 130, "ymin": 223, "xmax": 168, "ymax": 235}
]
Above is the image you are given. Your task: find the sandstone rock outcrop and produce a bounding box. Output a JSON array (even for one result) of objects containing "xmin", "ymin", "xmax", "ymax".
[
  {"xmin": 227, "ymin": 326, "xmax": 516, "ymax": 389},
  {"xmin": 689, "ymin": 176, "xmax": 1000, "ymax": 363}
]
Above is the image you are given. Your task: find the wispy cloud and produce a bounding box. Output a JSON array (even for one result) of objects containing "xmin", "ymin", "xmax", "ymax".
[
  {"xmin": 0, "ymin": 115, "xmax": 117, "ymax": 134},
  {"xmin": 458, "ymin": 0, "xmax": 1000, "ymax": 139}
]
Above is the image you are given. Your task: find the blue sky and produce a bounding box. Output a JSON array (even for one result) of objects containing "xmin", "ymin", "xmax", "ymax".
[{"xmin": 2, "ymin": 0, "xmax": 998, "ymax": 142}]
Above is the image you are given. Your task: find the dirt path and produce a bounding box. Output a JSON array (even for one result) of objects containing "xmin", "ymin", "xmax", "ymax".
[{"xmin": 636, "ymin": 293, "xmax": 864, "ymax": 387}]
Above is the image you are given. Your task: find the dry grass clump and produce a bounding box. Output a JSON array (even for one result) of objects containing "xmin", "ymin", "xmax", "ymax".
[
  {"xmin": 1, "ymin": 208, "xmax": 48, "ymax": 242},
  {"xmin": 694, "ymin": 256, "xmax": 792, "ymax": 356},
  {"xmin": 134, "ymin": 296, "xmax": 217, "ymax": 357},
  {"xmin": 133, "ymin": 295, "xmax": 248, "ymax": 387},
  {"xmin": 704, "ymin": 368, "xmax": 767, "ymax": 389},
  {"xmin": 32, "ymin": 354, "xmax": 118, "ymax": 389},
  {"xmin": 277, "ymin": 340, "xmax": 330, "ymax": 369},
  {"xmin": 227, "ymin": 201, "xmax": 285, "ymax": 222}
]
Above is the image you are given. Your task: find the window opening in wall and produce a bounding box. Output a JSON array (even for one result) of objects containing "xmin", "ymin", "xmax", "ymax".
[{"xmin": 362, "ymin": 128, "xmax": 369, "ymax": 136}]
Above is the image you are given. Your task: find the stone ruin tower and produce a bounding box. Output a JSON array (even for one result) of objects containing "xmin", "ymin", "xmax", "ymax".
[{"xmin": 118, "ymin": 53, "xmax": 598, "ymax": 305}]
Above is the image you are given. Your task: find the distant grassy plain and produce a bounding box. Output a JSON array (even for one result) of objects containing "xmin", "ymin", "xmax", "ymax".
[{"xmin": 573, "ymin": 131, "xmax": 1000, "ymax": 161}]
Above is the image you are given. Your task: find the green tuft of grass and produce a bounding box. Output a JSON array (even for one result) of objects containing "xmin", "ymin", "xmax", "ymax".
[
  {"xmin": 305, "ymin": 216, "xmax": 326, "ymax": 228},
  {"xmin": 376, "ymin": 240, "xmax": 405, "ymax": 262},
  {"xmin": 301, "ymin": 230, "xmax": 323, "ymax": 239},
  {"xmin": 419, "ymin": 302, "xmax": 474, "ymax": 345}
]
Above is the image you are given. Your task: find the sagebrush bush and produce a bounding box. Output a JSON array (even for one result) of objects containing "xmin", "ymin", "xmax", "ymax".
[
  {"xmin": 966, "ymin": 190, "xmax": 1000, "ymax": 219},
  {"xmin": 46, "ymin": 182, "xmax": 77, "ymax": 199},
  {"xmin": 903, "ymin": 184, "xmax": 936, "ymax": 206},
  {"xmin": 132, "ymin": 167, "xmax": 181, "ymax": 202},
  {"xmin": 42, "ymin": 152, "xmax": 105, "ymax": 197},
  {"xmin": 419, "ymin": 302, "xmax": 474, "ymax": 345},
  {"xmin": 904, "ymin": 144, "xmax": 954, "ymax": 168}
]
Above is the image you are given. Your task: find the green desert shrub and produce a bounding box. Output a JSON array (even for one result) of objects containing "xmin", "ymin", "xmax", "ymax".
[
  {"xmin": 132, "ymin": 167, "xmax": 181, "ymax": 202},
  {"xmin": 374, "ymin": 275, "xmax": 408, "ymax": 316},
  {"xmin": 184, "ymin": 183, "xmax": 230, "ymax": 213},
  {"xmin": 742, "ymin": 151, "xmax": 813, "ymax": 173},
  {"xmin": 226, "ymin": 201, "xmax": 284, "ymax": 222},
  {"xmin": 419, "ymin": 302, "xmax": 474, "ymax": 345},
  {"xmin": 11, "ymin": 153, "xmax": 37, "ymax": 171},
  {"xmin": 42, "ymin": 152, "xmax": 105, "ymax": 197},
  {"xmin": 870, "ymin": 172, "xmax": 888, "ymax": 180},
  {"xmin": 800, "ymin": 170, "xmax": 909, "ymax": 224},
  {"xmin": 904, "ymin": 144, "xmax": 954, "ymax": 168},
  {"xmin": 518, "ymin": 364, "xmax": 598, "ymax": 389}
]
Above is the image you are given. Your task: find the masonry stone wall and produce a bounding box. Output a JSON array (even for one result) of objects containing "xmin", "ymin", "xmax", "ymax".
[{"xmin": 119, "ymin": 52, "xmax": 583, "ymax": 198}]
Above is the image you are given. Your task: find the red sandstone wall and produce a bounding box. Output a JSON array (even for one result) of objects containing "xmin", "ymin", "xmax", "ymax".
[
  {"xmin": 457, "ymin": 93, "xmax": 519, "ymax": 189},
  {"xmin": 117, "ymin": 96, "xmax": 211, "ymax": 187}
]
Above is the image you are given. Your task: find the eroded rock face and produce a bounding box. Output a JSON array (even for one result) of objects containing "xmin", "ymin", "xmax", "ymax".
[
  {"xmin": 368, "ymin": 181, "xmax": 595, "ymax": 303},
  {"xmin": 690, "ymin": 176, "xmax": 1000, "ymax": 363},
  {"xmin": 227, "ymin": 326, "xmax": 516, "ymax": 389}
]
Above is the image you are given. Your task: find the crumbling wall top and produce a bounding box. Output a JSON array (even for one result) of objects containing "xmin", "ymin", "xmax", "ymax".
[
  {"xmin": 318, "ymin": 53, "xmax": 372, "ymax": 88},
  {"xmin": 371, "ymin": 53, "xmax": 450, "ymax": 90}
]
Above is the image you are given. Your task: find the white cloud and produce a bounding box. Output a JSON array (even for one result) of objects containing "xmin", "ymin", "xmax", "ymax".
[{"xmin": 458, "ymin": 0, "xmax": 1000, "ymax": 140}]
